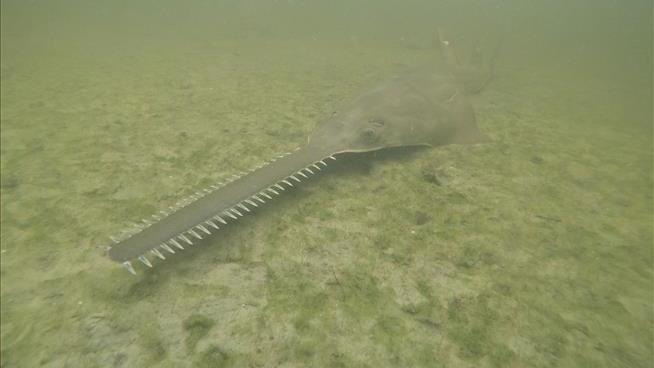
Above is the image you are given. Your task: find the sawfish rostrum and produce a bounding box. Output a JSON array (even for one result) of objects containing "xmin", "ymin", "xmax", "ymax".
[{"xmin": 107, "ymin": 34, "xmax": 494, "ymax": 274}]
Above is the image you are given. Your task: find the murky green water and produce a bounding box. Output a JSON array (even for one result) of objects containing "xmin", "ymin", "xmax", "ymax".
[{"xmin": 1, "ymin": 1, "xmax": 652, "ymax": 367}]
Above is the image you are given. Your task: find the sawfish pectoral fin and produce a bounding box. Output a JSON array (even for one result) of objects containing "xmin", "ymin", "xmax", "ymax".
[
  {"xmin": 422, "ymin": 119, "xmax": 491, "ymax": 147},
  {"xmin": 450, "ymin": 127, "xmax": 491, "ymax": 145}
]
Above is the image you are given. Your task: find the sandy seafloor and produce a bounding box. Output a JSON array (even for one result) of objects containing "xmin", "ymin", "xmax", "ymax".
[{"xmin": 1, "ymin": 2, "xmax": 652, "ymax": 368}]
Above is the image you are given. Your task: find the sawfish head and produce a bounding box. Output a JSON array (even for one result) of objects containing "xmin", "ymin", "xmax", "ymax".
[{"xmin": 306, "ymin": 70, "xmax": 490, "ymax": 156}]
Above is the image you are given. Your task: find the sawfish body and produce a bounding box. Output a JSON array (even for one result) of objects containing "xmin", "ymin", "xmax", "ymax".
[{"xmin": 107, "ymin": 36, "xmax": 494, "ymax": 274}]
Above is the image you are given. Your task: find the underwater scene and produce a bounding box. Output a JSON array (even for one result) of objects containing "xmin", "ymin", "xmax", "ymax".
[{"xmin": 1, "ymin": 0, "xmax": 652, "ymax": 367}]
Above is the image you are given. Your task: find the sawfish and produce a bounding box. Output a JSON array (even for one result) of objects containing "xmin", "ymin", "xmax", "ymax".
[{"xmin": 106, "ymin": 32, "xmax": 496, "ymax": 274}]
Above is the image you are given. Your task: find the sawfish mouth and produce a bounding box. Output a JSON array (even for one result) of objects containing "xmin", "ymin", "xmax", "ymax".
[{"xmin": 106, "ymin": 145, "xmax": 340, "ymax": 274}]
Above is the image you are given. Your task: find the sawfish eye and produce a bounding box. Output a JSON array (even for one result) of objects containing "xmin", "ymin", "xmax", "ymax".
[
  {"xmin": 362, "ymin": 127, "xmax": 377, "ymax": 142},
  {"xmin": 362, "ymin": 118, "xmax": 384, "ymax": 143}
]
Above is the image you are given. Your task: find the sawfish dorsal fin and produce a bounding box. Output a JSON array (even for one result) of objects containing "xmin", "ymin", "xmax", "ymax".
[{"xmin": 436, "ymin": 28, "xmax": 499, "ymax": 94}]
